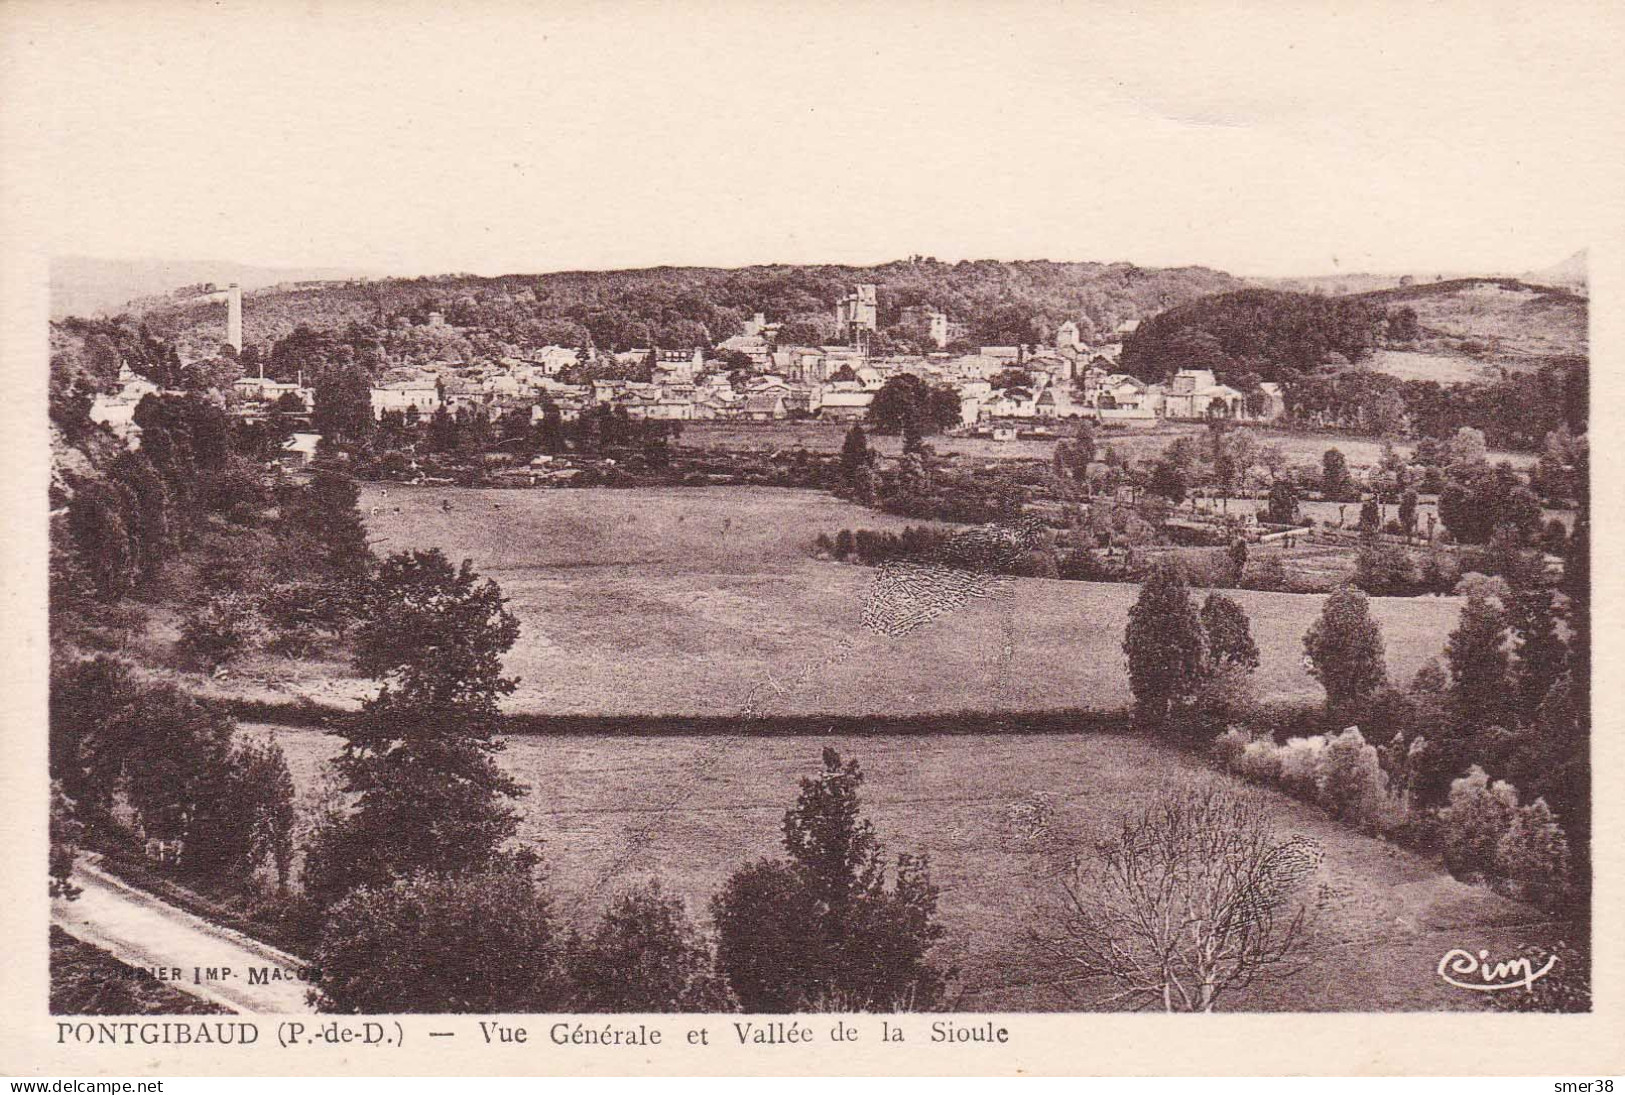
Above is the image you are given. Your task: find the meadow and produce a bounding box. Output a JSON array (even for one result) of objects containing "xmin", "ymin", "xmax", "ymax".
[
  {"xmin": 1364, "ymin": 349, "xmax": 1496, "ymax": 384},
  {"xmin": 354, "ymin": 484, "xmax": 1466, "ymax": 717},
  {"xmin": 237, "ymin": 482, "xmax": 1562, "ymax": 1012},
  {"xmin": 255, "ymin": 724, "xmax": 1556, "ymax": 1011}
]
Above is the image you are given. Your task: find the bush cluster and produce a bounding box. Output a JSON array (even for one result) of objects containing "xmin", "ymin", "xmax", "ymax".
[{"xmin": 1213, "ymin": 725, "xmax": 1409, "ymax": 834}]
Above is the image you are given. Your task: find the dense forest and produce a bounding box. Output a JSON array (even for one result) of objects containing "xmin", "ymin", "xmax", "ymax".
[
  {"xmin": 1120, "ymin": 288, "xmax": 1392, "ymax": 384},
  {"xmin": 1121, "ymin": 278, "xmax": 1588, "ymax": 385},
  {"xmin": 124, "ymin": 258, "xmax": 1247, "ymax": 364}
]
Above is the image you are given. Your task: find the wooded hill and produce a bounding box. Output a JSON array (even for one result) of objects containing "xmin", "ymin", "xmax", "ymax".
[
  {"xmin": 1120, "ymin": 277, "xmax": 1587, "ymax": 386},
  {"xmin": 121, "ymin": 259, "xmax": 1247, "ymax": 363}
]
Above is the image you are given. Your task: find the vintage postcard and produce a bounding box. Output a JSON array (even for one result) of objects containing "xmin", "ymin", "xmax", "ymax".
[{"xmin": 2, "ymin": 0, "xmax": 1622, "ymax": 1079}]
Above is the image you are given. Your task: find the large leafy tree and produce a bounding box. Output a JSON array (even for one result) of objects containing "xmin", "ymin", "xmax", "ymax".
[
  {"xmin": 1303, "ymin": 586, "xmax": 1388, "ymax": 721},
  {"xmin": 1201, "ymin": 593, "xmax": 1260, "ymax": 673},
  {"xmin": 312, "ymin": 363, "xmax": 375, "ymax": 445},
  {"xmin": 1439, "ymin": 463, "xmax": 1543, "ymax": 545},
  {"xmin": 66, "ymin": 481, "xmax": 137, "ymax": 600},
  {"xmin": 1445, "ymin": 590, "xmax": 1512, "ymax": 727},
  {"xmin": 839, "ymin": 423, "xmax": 872, "ymax": 494},
  {"xmin": 712, "ymin": 748, "xmax": 947, "ymax": 1012},
  {"xmin": 108, "ymin": 452, "xmax": 173, "ymax": 583},
  {"xmin": 304, "ymin": 549, "xmax": 528, "ymax": 904},
  {"xmin": 49, "ymin": 656, "xmax": 143, "ymax": 817},
  {"xmin": 1147, "ymin": 459, "xmax": 1188, "ymax": 505},
  {"xmin": 1123, "ymin": 561, "xmax": 1207, "ymax": 726},
  {"xmin": 274, "ymin": 470, "xmax": 372, "ymax": 583},
  {"xmin": 868, "ymin": 374, "xmax": 958, "ymax": 437},
  {"xmin": 50, "ymin": 661, "xmax": 295, "ymax": 884}
]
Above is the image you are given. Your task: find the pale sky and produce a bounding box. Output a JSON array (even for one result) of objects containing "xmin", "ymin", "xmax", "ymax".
[{"xmin": 3, "ymin": 0, "xmax": 1619, "ymax": 278}]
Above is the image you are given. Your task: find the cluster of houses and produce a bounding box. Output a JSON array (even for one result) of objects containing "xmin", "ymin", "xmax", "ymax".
[
  {"xmin": 331, "ymin": 328, "xmax": 1283, "ymax": 436},
  {"xmin": 94, "ymin": 290, "xmax": 1287, "ymax": 455}
]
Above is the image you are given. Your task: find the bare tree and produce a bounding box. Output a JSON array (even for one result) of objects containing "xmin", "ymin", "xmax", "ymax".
[{"xmin": 1036, "ymin": 781, "xmax": 1323, "ymax": 1012}]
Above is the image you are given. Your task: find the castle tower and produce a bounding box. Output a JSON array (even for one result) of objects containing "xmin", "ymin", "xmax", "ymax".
[
  {"xmin": 834, "ymin": 284, "xmax": 879, "ymax": 352},
  {"xmin": 226, "ymin": 282, "xmax": 243, "ymax": 353}
]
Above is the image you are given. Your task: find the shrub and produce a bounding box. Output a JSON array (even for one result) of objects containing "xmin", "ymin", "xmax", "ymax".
[
  {"xmin": 1191, "ymin": 664, "xmax": 1259, "ymax": 734},
  {"xmin": 1313, "ymin": 727, "xmax": 1394, "ymax": 830},
  {"xmin": 1485, "ymin": 940, "xmax": 1590, "ymax": 1013},
  {"xmin": 1177, "ymin": 551, "xmax": 1232, "ymax": 589},
  {"xmin": 711, "ymin": 859, "xmax": 823, "ymax": 1012},
  {"xmin": 312, "ymin": 867, "xmax": 569, "ymax": 1013},
  {"xmin": 1019, "ymin": 548, "xmax": 1060, "ymax": 579},
  {"xmin": 1421, "ymin": 550, "xmax": 1460, "ymax": 593},
  {"xmin": 1495, "ymin": 798, "xmax": 1572, "ymax": 907},
  {"xmin": 1210, "ymin": 727, "xmax": 1251, "ymax": 772},
  {"xmin": 177, "ymin": 591, "xmax": 260, "ymax": 671},
  {"xmin": 1439, "ymin": 766, "xmax": 1518, "ymax": 882},
  {"xmin": 1244, "ymin": 553, "xmax": 1288, "ymax": 592},
  {"xmin": 1235, "ymin": 740, "xmax": 1284, "ymax": 785},
  {"xmin": 50, "ymin": 782, "xmax": 84, "ymax": 901},
  {"xmin": 1453, "ymin": 571, "xmax": 1511, "ymax": 606},
  {"xmin": 1354, "ymin": 543, "xmax": 1416, "ymax": 596},
  {"xmin": 260, "ymin": 581, "xmax": 324, "ymax": 654},
  {"xmin": 569, "ymin": 881, "xmax": 732, "ymax": 1012},
  {"xmin": 1276, "ymin": 735, "xmax": 1328, "ymax": 799}
]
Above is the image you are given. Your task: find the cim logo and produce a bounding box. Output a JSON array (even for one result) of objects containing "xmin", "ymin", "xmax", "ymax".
[{"xmin": 1437, "ymin": 947, "xmax": 1556, "ymax": 993}]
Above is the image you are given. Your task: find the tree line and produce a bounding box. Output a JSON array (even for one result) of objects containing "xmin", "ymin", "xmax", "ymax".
[{"xmin": 1122, "ymin": 537, "xmax": 1589, "ymax": 911}]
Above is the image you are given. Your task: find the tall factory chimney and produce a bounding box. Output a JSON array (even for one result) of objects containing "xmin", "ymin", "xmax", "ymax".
[{"xmin": 226, "ymin": 282, "xmax": 243, "ymax": 354}]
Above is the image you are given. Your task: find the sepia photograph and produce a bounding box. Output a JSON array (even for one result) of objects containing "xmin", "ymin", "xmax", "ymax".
[{"xmin": 5, "ymin": 0, "xmax": 1623, "ymax": 1080}]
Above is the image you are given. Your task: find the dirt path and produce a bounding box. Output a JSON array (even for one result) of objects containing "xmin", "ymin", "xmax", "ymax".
[{"xmin": 51, "ymin": 858, "xmax": 315, "ymax": 1014}]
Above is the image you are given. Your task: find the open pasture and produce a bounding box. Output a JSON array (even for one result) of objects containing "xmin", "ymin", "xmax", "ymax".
[
  {"xmin": 1363, "ymin": 349, "xmax": 1496, "ymax": 384},
  {"xmin": 357, "ymin": 485, "xmax": 1462, "ymax": 716},
  {"xmin": 256, "ymin": 724, "xmax": 1555, "ymax": 1012}
]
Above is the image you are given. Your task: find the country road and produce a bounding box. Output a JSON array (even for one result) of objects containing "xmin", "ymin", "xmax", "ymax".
[{"xmin": 52, "ymin": 859, "xmax": 315, "ymax": 1014}]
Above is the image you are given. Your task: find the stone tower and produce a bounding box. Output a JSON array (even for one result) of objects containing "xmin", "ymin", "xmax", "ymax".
[{"xmin": 226, "ymin": 282, "xmax": 243, "ymax": 354}]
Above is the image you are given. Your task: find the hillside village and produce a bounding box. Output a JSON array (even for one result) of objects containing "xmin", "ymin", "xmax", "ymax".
[{"xmin": 90, "ymin": 282, "xmax": 1292, "ymax": 453}]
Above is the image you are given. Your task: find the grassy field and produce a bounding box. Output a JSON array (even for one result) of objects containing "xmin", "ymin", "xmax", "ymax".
[
  {"xmin": 253, "ymin": 723, "xmax": 1558, "ymax": 1011},
  {"xmin": 1394, "ymin": 280, "xmax": 1587, "ymax": 361},
  {"xmin": 236, "ymin": 482, "xmax": 1563, "ymax": 1012},
  {"xmin": 1365, "ymin": 349, "xmax": 1496, "ymax": 384},
  {"xmin": 352, "ymin": 484, "xmax": 1465, "ymax": 716}
]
